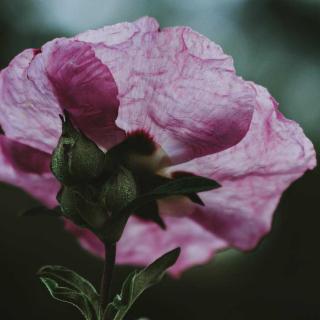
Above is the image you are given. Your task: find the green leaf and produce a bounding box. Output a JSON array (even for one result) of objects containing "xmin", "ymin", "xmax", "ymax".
[
  {"xmin": 38, "ymin": 265, "xmax": 100, "ymax": 320},
  {"xmin": 120, "ymin": 175, "xmax": 220, "ymax": 217},
  {"xmin": 104, "ymin": 247, "xmax": 180, "ymax": 320}
]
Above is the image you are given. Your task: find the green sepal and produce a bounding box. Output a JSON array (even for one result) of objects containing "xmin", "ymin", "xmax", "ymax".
[
  {"xmin": 68, "ymin": 129, "xmax": 106, "ymax": 182},
  {"xmin": 120, "ymin": 175, "xmax": 220, "ymax": 217},
  {"xmin": 58, "ymin": 186, "xmax": 107, "ymax": 229},
  {"xmin": 57, "ymin": 184, "xmax": 130, "ymax": 243},
  {"xmin": 99, "ymin": 166, "xmax": 137, "ymax": 215},
  {"xmin": 51, "ymin": 115, "xmax": 78, "ymax": 185},
  {"xmin": 38, "ymin": 265, "xmax": 101, "ymax": 320},
  {"xmin": 104, "ymin": 247, "xmax": 180, "ymax": 320},
  {"xmin": 135, "ymin": 200, "xmax": 166, "ymax": 229},
  {"xmin": 51, "ymin": 114, "xmax": 106, "ymax": 185}
]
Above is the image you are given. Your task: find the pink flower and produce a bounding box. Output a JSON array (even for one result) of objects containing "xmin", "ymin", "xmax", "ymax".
[{"xmin": 0, "ymin": 17, "xmax": 316, "ymax": 275}]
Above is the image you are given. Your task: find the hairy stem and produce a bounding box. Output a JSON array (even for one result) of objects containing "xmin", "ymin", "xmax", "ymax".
[{"xmin": 100, "ymin": 242, "xmax": 116, "ymax": 312}]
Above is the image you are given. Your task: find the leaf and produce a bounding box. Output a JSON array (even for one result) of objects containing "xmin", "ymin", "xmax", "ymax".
[
  {"xmin": 120, "ymin": 175, "xmax": 220, "ymax": 217},
  {"xmin": 104, "ymin": 247, "xmax": 181, "ymax": 320},
  {"xmin": 19, "ymin": 206, "xmax": 61, "ymax": 217},
  {"xmin": 38, "ymin": 265, "xmax": 100, "ymax": 320},
  {"xmin": 39, "ymin": 278, "xmax": 97, "ymax": 319}
]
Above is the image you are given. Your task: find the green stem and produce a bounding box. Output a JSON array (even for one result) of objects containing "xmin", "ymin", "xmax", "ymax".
[{"xmin": 100, "ymin": 242, "xmax": 116, "ymax": 312}]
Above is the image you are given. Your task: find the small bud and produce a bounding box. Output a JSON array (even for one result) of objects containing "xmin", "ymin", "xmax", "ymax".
[
  {"xmin": 51, "ymin": 115, "xmax": 105, "ymax": 185},
  {"xmin": 69, "ymin": 132, "xmax": 105, "ymax": 181},
  {"xmin": 58, "ymin": 185, "xmax": 107, "ymax": 229},
  {"xmin": 100, "ymin": 166, "xmax": 138, "ymax": 215},
  {"xmin": 57, "ymin": 186, "xmax": 82, "ymax": 222}
]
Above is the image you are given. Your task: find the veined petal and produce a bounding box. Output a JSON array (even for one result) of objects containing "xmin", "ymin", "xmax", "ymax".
[
  {"xmin": 44, "ymin": 39, "xmax": 125, "ymax": 149},
  {"xmin": 167, "ymin": 85, "xmax": 316, "ymax": 250},
  {"xmin": 77, "ymin": 17, "xmax": 255, "ymax": 163},
  {"xmin": 0, "ymin": 49, "xmax": 61, "ymax": 153},
  {"xmin": 0, "ymin": 39, "xmax": 124, "ymax": 154},
  {"xmin": 0, "ymin": 17, "xmax": 316, "ymax": 274}
]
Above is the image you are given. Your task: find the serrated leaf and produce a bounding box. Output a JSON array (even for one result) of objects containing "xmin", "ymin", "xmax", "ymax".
[
  {"xmin": 120, "ymin": 175, "xmax": 220, "ymax": 217},
  {"xmin": 38, "ymin": 265, "xmax": 100, "ymax": 320},
  {"xmin": 104, "ymin": 248, "xmax": 180, "ymax": 320}
]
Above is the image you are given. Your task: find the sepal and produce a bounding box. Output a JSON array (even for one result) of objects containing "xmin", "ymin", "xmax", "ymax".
[
  {"xmin": 58, "ymin": 185, "xmax": 107, "ymax": 229},
  {"xmin": 51, "ymin": 114, "xmax": 106, "ymax": 185},
  {"xmin": 119, "ymin": 175, "xmax": 220, "ymax": 217},
  {"xmin": 99, "ymin": 166, "xmax": 137, "ymax": 215}
]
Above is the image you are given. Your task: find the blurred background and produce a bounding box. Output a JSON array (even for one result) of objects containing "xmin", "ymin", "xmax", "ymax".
[{"xmin": 0, "ymin": 0, "xmax": 319, "ymax": 319}]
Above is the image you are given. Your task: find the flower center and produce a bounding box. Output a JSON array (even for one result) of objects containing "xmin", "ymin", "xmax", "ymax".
[
  {"xmin": 107, "ymin": 131, "xmax": 199, "ymax": 227},
  {"xmin": 107, "ymin": 130, "xmax": 171, "ymax": 175}
]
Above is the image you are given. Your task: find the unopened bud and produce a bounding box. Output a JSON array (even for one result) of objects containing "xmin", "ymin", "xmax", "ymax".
[
  {"xmin": 69, "ymin": 132, "xmax": 105, "ymax": 181},
  {"xmin": 100, "ymin": 166, "xmax": 137, "ymax": 215},
  {"xmin": 58, "ymin": 185, "xmax": 107, "ymax": 229},
  {"xmin": 51, "ymin": 115, "xmax": 105, "ymax": 185}
]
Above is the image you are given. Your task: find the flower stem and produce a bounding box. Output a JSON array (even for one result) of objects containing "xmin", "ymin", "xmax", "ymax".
[{"xmin": 100, "ymin": 242, "xmax": 116, "ymax": 312}]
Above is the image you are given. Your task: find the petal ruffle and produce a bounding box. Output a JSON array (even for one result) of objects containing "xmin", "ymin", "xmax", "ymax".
[
  {"xmin": 77, "ymin": 17, "xmax": 255, "ymax": 163},
  {"xmin": 65, "ymin": 215, "xmax": 227, "ymax": 276},
  {"xmin": 44, "ymin": 39, "xmax": 125, "ymax": 149},
  {"xmin": 0, "ymin": 135, "xmax": 59, "ymax": 207},
  {"xmin": 167, "ymin": 85, "xmax": 316, "ymax": 250},
  {"xmin": 0, "ymin": 39, "xmax": 124, "ymax": 153},
  {"xmin": 0, "ymin": 49, "xmax": 61, "ymax": 153}
]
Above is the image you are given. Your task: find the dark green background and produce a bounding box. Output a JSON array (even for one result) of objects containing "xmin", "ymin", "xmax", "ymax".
[{"xmin": 1, "ymin": 0, "xmax": 319, "ymax": 319}]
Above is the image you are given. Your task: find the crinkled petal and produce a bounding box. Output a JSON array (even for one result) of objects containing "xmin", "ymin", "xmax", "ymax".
[
  {"xmin": 44, "ymin": 39, "xmax": 125, "ymax": 149},
  {"xmin": 76, "ymin": 17, "xmax": 255, "ymax": 163},
  {"xmin": 1, "ymin": 17, "xmax": 316, "ymax": 276},
  {"xmin": 166, "ymin": 84, "xmax": 316, "ymax": 250},
  {"xmin": 65, "ymin": 216, "xmax": 227, "ymax": 276},
  {"xmin": 0, "ymin": 135, "xmax": 59, "ymax": 207},
  {"xmin": 0, "ymin": 49, "xmax": 61, "ymax": 153},
  {"xmin": 0, "ymin": 39, "xmax": 124, "ymax": 153}
]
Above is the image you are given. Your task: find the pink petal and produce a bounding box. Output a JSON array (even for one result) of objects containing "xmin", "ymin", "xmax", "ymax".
[
  {"xmin": 1, "ymin": 135, "xmax": 51, "ymax": 175},
  {"xmin": 76, "ymin": 17, "xmax": 255, "ymax": 163},
  {"xmin": 1, "ymin": 17, "xmax": 316, "ymax": 276},
  {"xmin": 167, "ymin": 84, "xmax": 316, "ymax": 250},
  {"xmin": 44, "ymin": 39, "xmax": 125, "ymax": 149},
  {"xmin": 0, "ymin": 39, "xmax": 124, "ymax": 153},
  {"xmin": 65, "ymin": 216, "xmax": 227, "ymax": 276},
  {"xmin": 0, "ymin": 39, "xmax": 124, "ymax": 207},
  {"xmin": 0, "ymin": 49, "xmax": 61, "ymax": 153},
  {"xmin": 0, "ymin": 135, "xmax": 59, "ymax": 207}
]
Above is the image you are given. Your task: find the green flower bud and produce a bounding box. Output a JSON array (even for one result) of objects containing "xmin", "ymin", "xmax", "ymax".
[
  {"xmin": 100, "ymin": 166, "xmax": 138, "ymax": 215},
  {"xmin": 51, "ymin": 115, "xmax": 105, "ymax": 185},
  {"xmin": 58, "ymin": 185, "xmax": 107, "ymax": 229},
  {"xmin": 57, "ymin": 186, "xmax": 81, "ymax": 222},
  {"xmin": 69, "ymin": 132, "xmax": 105, "ymax": 181}
]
